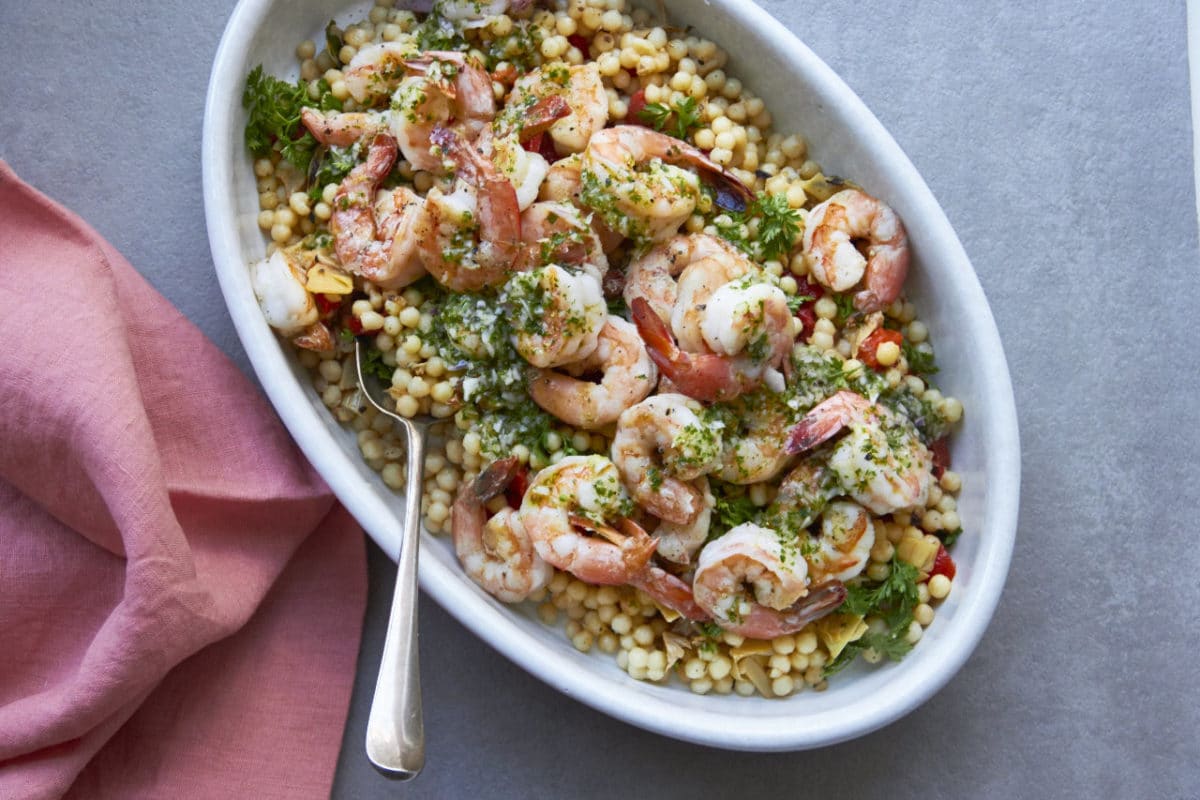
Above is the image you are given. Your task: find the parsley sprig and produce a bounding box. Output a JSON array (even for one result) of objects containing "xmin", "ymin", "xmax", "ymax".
[
  {"xmin": 823, "ymin": 557, "xmax": 922, "ymax": 677},
  {"xmin": 637, "ymin": 96, "xmax": 702, "ymax": 140},
  {"xmin": 243, "ymin": 65, "xmax": 342, "ymax": 174},
  {"xmin": 714, "ymin": 192, "xmax": 802, "ymax": 263}
]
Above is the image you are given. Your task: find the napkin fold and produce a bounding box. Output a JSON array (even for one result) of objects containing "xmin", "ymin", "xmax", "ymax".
[{"xmin": 0, "ymin": 161, "xmax": 367, "ymax": 799}]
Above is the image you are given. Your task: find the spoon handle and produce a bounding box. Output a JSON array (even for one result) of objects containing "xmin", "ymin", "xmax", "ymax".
[{"xmin": 365, "ymin": 416, "xmax": 426, "ymax": 779}]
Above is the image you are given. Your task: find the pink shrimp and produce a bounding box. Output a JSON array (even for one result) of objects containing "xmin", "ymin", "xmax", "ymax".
[
  {"xmin": 519, "ymin": 456, "xmax": 658, "ymax": 585},
  {"xmin": 785, "ymin": 390, "xmax": 932, "ymax": 515},
  {"xmin": 692, "ymin": 523, "xmax": 847, "ymax": 638},
  {"xmin": 451, "ymin": 457, "xmax": 553, "ymax": 603},
  {"xmin": 631, "ymin": 296, "xmax": 790, "ymax": 403},
  {"xmin": 576, "ymin": 517, "xmax": 711, "ymax": 620},
  {"xmin": 802, "ymin": 189, "xmax": 910, "ymax": 313},
  {"xmin": 328, "ymin": 133, "xmax": 430, "ymax": 288},
  {"xmin": 420, "ymin": 125, "xmax": 526, "ymax": 291},
  {"xmin": 300, "ymin": 108, "xmax": 386, "ymax": 146}
]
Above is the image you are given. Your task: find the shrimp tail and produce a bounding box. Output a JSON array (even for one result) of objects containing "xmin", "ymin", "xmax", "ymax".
[
  {"xmin": 519, "ymin": 95, "xmax": 572, "ymax": 142},
  {"xmin": 784, "ymin": 390, "xmax": 867, "ymax": 454},
  {"xmin": 431, "ymin": 124, "xmax": 524, "ymax": 256},
  {"xmin": 665, "ymin": 140, "xmax": 754, "ymax": 210},
  {"xmin": 471, "ymin": 456, "xmax": 521, "ymax": 501},
  {"xmin": 629, "ymin": 565, "xmax": 710, "ymax": 621},
  {"xmin": 734, "ymin": 580, "xmax": 847, "ymax": 639},
  {"xmin": 631, "ymin": 297, "xmax": 740, "ymax": 403},
  {"xmin": 568, "ymin": 514, "xmax": 659, "ymax": 576}
]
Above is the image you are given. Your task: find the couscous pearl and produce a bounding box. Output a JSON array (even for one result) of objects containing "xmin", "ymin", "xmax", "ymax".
[
  {"xmin": 929, "ymin": 574, "xmax": 952, "ymax": 599},
  {"xmin": 915, "ymin": 603, "xmax": 935, "ymax": 626},
  {"xmin": 395, "ymin": 395, "xmax": 419, "ymax": 417}
]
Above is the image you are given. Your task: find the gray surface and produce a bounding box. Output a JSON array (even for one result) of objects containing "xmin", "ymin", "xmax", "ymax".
[{"xmin": 3, "ymin": 1, "xmax": 1198, "ymax": 797}]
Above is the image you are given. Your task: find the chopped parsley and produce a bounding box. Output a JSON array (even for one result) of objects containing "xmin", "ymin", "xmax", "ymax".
[
  {"xmin": 823, "ymin": 557, "xmax": 922, "ymax": 676},
  {"xmin": 713, "ymin": 192, "xmax": 802, "ymax": 262},
  {"xmin": 414, "ymin": 7, "xmax": 468, "ymax": 52},
  {"xmin": 307, "ymin": 144, "xmax": 358, "ymax": 201},
  {"xmin": 902, "ymin": 340, "xmax": 939, "ymax": 377},
  {"xmin": 708, "ymin": 479, "xmax": 758, "ymax": 540},
  {"xmin": 637, "ymin": 96, "xmax": 702, "ymax": 140},
  {"xmin": 243, "ymin": 65, "xmax": 343, "ymax": 174},
  {"xmin": 832, "ymin": 291, "xmax": 857, "ymax": 324},
  {"xmin": 360, "ymin": 345, "xmax": 394, "ymax": 383}
]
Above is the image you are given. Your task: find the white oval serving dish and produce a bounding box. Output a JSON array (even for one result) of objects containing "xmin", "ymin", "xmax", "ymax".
[{"xmin": 202, "ymin": 0, "xmax": 1020, "ymax": 751}]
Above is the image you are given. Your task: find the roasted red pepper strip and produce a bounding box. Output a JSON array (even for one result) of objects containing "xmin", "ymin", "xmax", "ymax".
[
  {"xmin": 930, "ymin": 543, "xmax": 956, "ymax": 580},
  {"xmin": 858, "ymin": 327, "xmax": 903, "ymax": 371},
  {"xmin": 791, "ymin": 277, "xmax": 825, "ymax": 340},
  {"xmin": 626, "ymin": 88, "xmax": 649, "ymax": 125}
]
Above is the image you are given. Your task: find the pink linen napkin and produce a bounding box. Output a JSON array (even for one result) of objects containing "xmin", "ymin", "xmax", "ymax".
[{"xmin": 0, "ymin": 161, "xmax": 367, "ymax": 799}]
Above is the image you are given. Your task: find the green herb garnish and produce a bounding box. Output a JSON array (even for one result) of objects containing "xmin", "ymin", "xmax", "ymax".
[
  {"xmin": 823, "ymin": 557, "xmax": 921, "ymax": 677},
  {"xmin": 637, "ymin": 96, "xmax": 701, "ymax": 140},
  {"xmin": 243, "ymin": 65, "xmax": 342, "ymax": 173},
  {"xmin": 713, "ymin": 192, "xmax": 802, "ymax": 263}
]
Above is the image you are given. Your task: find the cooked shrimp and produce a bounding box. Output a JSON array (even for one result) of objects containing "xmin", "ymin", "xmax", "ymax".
[
  {"xmin": 707, "ymin": 389, "xmax": 798, "ymax": 485},
  {"xmin": 520, "ymin": 201, "xmax": 608, "ymax": 282},
  {"xmin": 504, "ymin": 264, "xmax": 607, "ymax": 368},
  {"xmin": 328, "ymin": 134, "xmax": 429, "ymax": 289},
  {"xmin": 570, "ymin": 516, "xmax": 710, "ymax": 619},
  {"xmin": 451, "ymin": 456, "xmax": 553, "ymax": 602},
  {"xmin": 611, "ymin": 394, "xmax": 721, "ymax": 527},
  {"xmin": 651, "ymin": 476, "xmax": 714, "ymax": 565},
  {"xmin": 622, "ymin": 233, "xmax": 738, "ymax": 327},
  {"xmin": 528, "ymin": 316, "xmax": 656, "ymax": 429},
  {"xmin": 519, "ymin": 455, "xmax": 658, "ymax": 585},
  {"xmin": 580, "ymin": 125, "xmax": 754, "ymax": 244},
  {"xmin": 250, "ymin": 250, "xmax": 317, "ymax": 335},
  {"xmin": 419, "ymin": 125, "xmax": 523, "ymax": 291},
  {"xmin": 342, "ymin": 41, "xmax": 417, "ymax": 105},
  {"xmin": 489, "ymin": 132, "xmax": 552, "ymax": 212},
  {"xmin": 631, "ymin": 296, "xmax": 788, "ymax": 403},
  {"xmin": 762, "ymin": 461, "xmax": 872, "ymax": 582},
  {"xmin": 536, "ymin": 153, "xmax": 625, "ymax": 253},
  {"xmin": 809, "ymin": 501, "xmax": 875, "ymax": 583},
  {"xmin": 506, "ymin": 62, "xmax": 608, "ymax": 154},
  {"xmin": 785, "ymin": 390, "xmax": 933, "ymax": 515},
  {"xmin": 658, "ymin": 234, "xmax": 756, "ymax": 347},
  {"xmin": 300, "ymin": 107, "xmax": 386, "ymax": 147},
  {"xmin": 387, "ymin": 51, "xmax": 496, "ymax": 171},
  {"xmin": 693, "ymin": 523, "xmax": 846, "ymax": 638},
  {"xmin": 803, "ymin": 188, "xmax": 910, "ymax": 313}
]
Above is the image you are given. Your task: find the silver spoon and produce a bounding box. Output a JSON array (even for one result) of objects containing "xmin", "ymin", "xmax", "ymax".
[{"xmin": 355, "ymin": 338, "xmax": 429, "ymax": 780}]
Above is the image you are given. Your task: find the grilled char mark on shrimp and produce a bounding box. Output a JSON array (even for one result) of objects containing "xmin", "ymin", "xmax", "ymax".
[
  {"xmin": 452, "ymin": 457, "xmax": 553, "ymax": 602},
  {"xmin": 803, "ymin": 188, "xmax": 910, "ymax": 313}
]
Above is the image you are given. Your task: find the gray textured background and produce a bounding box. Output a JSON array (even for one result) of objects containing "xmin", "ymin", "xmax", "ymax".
[{"xmin": 3, "ymin": 1, "xmax": 1199, "ymax": 797}]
